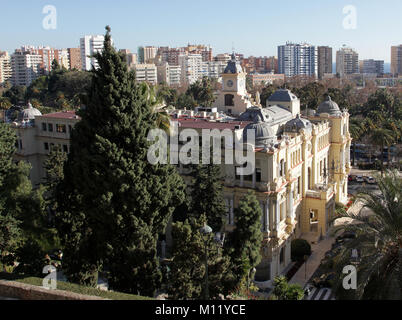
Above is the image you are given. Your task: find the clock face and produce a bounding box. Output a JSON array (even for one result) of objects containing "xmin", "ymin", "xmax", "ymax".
[{"xmin": 227, "ymin": 80, "xmax": 234, "ymax": 88}]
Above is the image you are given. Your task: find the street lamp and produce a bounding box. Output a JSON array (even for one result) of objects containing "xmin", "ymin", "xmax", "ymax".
[{"xmin": 200, "ymin": 224, "xmax": 212, "ymax": 300}]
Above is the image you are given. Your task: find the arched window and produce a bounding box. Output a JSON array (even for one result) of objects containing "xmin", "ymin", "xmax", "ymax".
[{"xmin": 225, "ymin": 94, "xmax": 234, "ymax": 106}]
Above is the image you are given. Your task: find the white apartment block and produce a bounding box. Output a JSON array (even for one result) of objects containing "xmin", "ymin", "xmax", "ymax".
[
  {"xmin": 80, "ymin": 35, "xmax": 106, "ymax": 71},
  {"xmin": 156, "ymin": 62, "xmax": 182, "ymax": 86},
  {"xmin": 0, "ymin": 51, "xmax": 12, "ymax": 84},
  {"xmin": 178, "ymin": 53, "xmax": 203, "ymax": 85},
  {"xmin": 278, "ymin": 43, "xmax": 318, "ymax": 78},
  {"xmin": 134, "ymin": 63, "xmax": 157, "ymax": 84},
  {"xmin": 11, "ymin": 50, "xmax": 42, "ymax": 86},
  {"xmin": 336, "ymin": 47, "xmax": 359, "ymax": 78}
]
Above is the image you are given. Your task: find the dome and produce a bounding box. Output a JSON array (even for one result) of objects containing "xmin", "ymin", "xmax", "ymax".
[
  {"xmin": 224, "ymin": 53, "xmax": 243, "ymax": 74},
  {"xmin": 243, "ymin": 121, "xmax": 276, "ymax": 147},
  {"xmin": 284, "ymin": 114, "xmax": 312, "ymax": 133},
  {"xmin": 268, "ymin": 89, "xmax": 298, "ymax": 102},
  {"xmin": 18, "ymin": 103, "xmax": 42, "ymax": 121},
  {"xmin": 238, "ymin": 106, "xmax": 271, "ymax": 123},
  {"xmin": 317, "ymin": 96, "xmax": 341, "ymax": 116}
]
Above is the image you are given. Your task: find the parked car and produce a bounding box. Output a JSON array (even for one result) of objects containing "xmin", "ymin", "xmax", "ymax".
[
  {"xmin": 313, "ymin": 272, "xmax": 336, "ymax": 288},
  {"xmin": 348, "ymin": 175, "xmax": 355, "ymax": 182},
  {"xmin": 355, "ymin": 176, "xmax": 364, "ymax": 183},
  {"xmin": 365, "ymin": 176, "xmax": 376, "ymax": 184}
]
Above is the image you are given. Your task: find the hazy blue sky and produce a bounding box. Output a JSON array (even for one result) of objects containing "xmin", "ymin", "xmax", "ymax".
[{"xmin": 1, "ymin": 0, "xmax": 400, "ymax": 62}]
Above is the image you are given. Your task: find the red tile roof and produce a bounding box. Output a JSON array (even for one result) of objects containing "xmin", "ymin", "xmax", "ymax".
[
  {"xmin": 172, "ymin": 118, "xmax": 251, "ymax": 130},
  {"xmin": 40, "ymin": 111, "xmax": 80, "ymax": 120}
]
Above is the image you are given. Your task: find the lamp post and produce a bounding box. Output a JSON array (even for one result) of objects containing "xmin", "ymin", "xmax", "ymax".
[{"xmin": 200, "ymin": 224, "xmax": 212, "ymax": 300}]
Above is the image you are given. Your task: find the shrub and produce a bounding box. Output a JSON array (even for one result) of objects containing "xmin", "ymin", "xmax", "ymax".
[{"xmin": 291, "ymin": 239, "xmax": 311, "ymax": 262}]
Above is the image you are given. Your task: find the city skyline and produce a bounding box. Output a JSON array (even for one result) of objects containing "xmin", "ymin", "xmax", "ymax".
[{"xmin": 0, "ymin": 0, "xmax": 401, "ymax": 62}]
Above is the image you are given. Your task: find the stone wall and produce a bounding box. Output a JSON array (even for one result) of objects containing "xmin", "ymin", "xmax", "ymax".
[{"xmin": 0, "ymin": 280, "xmax": 107, "ymax": 300}]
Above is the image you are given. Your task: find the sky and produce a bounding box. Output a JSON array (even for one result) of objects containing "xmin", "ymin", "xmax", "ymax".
[{"xmin": 0, "ymin": 0, "xmax": 401, "ymax": 62}]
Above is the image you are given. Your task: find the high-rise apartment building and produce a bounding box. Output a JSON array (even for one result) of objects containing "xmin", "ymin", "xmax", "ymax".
[
  {"xmin": 317, "ymin": 46, "xmax": 333, "ymax": 79},
  {"xmin": 80, "ymin": 35, "xmax": 106, "ymax": 71},
  {"xmin": 391, "ymin": 45, "xmax": 402, "ymax": 76},
  {"xmin": 138, "ymin": 46, "xmax": 158, "ymax": 64},
  {"xmin": 0, "ymin": 51, "xmax": 12, "ymax": 84},
  {"xmin": 134, "ymin": 63, "xmax": 157, "ymax": 84},
  {"xmin": 336, "ymin": 46, "xmax": 359, "ymax": 78},
  {"xmin": 361, "ymin": 59, "xmax": 384, "ymax": 76},
  {"xmin": 11, "ymin": 49, "xmax": 42, "ymax": 86},
  {"xmin": 67, "ymin": 48, "xmax": 82, "ymax": 70},
  {"xmin": 278, "ymin": 43, "xmax": 318, "ymax": 78},
  {"xmin": 178, "ymin": 53, "xmax": 203, "ymax": 85},
  {"xmin": 156, "ymin": 62, "xmax": 182, "ymax": 87}
]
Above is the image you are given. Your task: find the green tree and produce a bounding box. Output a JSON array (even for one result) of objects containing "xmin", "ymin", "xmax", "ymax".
[
  {"xmin": 369, "ymin": 128, "xmax": 395, "ymax": 174},
  {"xmin": 55, "ymin": 26, "xmax": 185, "ymax": 296},
  {"xmin": 186, "ymin": 77, "xmax": 216, "ymax": 108},
  {"xmin": 332, "ymin": 170, "xmax": 402, "ymax": 299},
  {"xmin": 272, "ymin": 276, "xmax": 304, "ymax": 300},
  {"xmin": 0, "ymin": 96, "xmax": 12, "ymax": 122},
  {"xmin": 226, "ymin": 191, "xmax": 263, "ymax": 286},
  {"xmin": 190, "ymin": 163, "xmax": 227, "ymax": 232},
  {"xmin": 168, "ymin": 216, "xmax": 234, "ymax": 299}
]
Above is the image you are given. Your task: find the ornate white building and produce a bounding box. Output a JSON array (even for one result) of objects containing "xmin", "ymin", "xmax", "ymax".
[{"xmin": 172, "ymin": 57, "xmax": 351, "ymax": 285}]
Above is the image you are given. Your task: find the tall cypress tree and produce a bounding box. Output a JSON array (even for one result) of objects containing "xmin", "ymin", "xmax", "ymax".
[
  {"xmin": 190, "ymin": 163, "xmax": 227, "ymax": 232},
  {"xmin": 55, "ymin": 26, "xmax": 185, "ymax": 295},
  {"xmin": 226, "ymin": 191, "xmax": 263, "ymax": 286}
]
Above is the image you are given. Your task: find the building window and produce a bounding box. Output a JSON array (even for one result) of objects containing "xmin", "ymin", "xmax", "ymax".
[
  {"xmin": 225, "ymin": 94, "xmax": 234, "ymax": 107},
  {"xmin": 298, "ymin": 176, "xmax": 301, "ymax": 195},
  {"xmin": 44, "ymin": 142, "xmax": 49, "ymax": 151},
  {"xmin": 19, "ymin": 140, "xmax": 22, "ymax": 149},
  {"xmin": 56, "ymin": 124, "xmax": 67, "ymax": 133},
  {"xmin": 48, "ymin": 123, "xmax": 53, "ymax": 132},
  {"xmin": 42, "ymin": 123, "xmax": 47, "ymax": 131},
  {"xmin": 63, "ymin": 145, "xmax": 68, "ymax": 153},
  {"xmin": 256, "ymin": 168, "xmax": 262, "ymax": 182},
  {"xmin": 279, "ymin": 159, "xmax": 285, "ymax": 177},
  {"xmin": 68, "ymin": 125, "xmax": 72, "ymax": 133}
]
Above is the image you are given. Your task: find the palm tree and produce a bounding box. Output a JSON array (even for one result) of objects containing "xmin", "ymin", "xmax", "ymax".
[
  {"xmin": 332, "ymin": 170, "xmax": 402, "ymax": 299},
  {"xmin": 349, "ymin": 119, "xmax": 364, "ymax": 166},
  {"xmin": 144, "ymin": 83, "xmax": 171, "ymax": 133},
  {"xmin": 369, "ymin": 128, "xmax": 395, "ymax": 174},
  {"xmin": 0, "ymin": 96, "xmax": 12, "ymax": 122}
]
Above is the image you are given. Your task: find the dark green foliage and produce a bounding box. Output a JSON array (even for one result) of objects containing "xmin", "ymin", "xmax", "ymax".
[
  {"xmin": 294, "ymin": 82, "xmax": 326, "ymax": 110},
  {"xmin": 55, "ymin": 26, "xmax": 185, "ymax": 296},
  {"xmin": 13, "ymin": 239, "xmax": 46, "ymax": 277},
  {"xmin": 291, "ymin": 239, "xmax": 311, "ymax": 262},
  {"xmin": 272, "ymin": 276, "xmax": 304, "ymax": 300},
  {"xmin": 190, "ymin": 163, "xmax": 227, "ymax": 232},
  {"xmin": 25, "ymin": 70, "xmax": 91, "ymax": 109},
  {"xmin": 3, "ymin": 86, "xmax": 27, "ymax": 105},
  {"xmin": 226, "ymin": 191, "xmax": 263, "ymax": 286},
  {"xmin": 43, "ymin": 145, "xmax": 67, "ymax": 210},
  {"xmin": 332, "ymin": 170, "xmax": 402, "ymax": 300},
  {"xmin": 156, "ymin": 83, "xmax": 178, "ymax": 106},
  {"xmin": 260, "ymin": 84, "xmax": 277, "ymax": 107},
  {"xmin": 176, "ymin": 92, "xmax": 197, "ymax": 110},
  {"xmin": 185, "ymin": 77, "xmax": 216, "ymax": 108},
  {"xmin": 168, "ymin": 217, "xmax": 234, "ymax": 299}
]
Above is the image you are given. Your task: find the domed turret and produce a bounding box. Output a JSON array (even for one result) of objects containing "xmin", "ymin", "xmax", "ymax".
[
  {"xmin": 238, "ymin": 106, "xmax": 270, "ymax": 123},
  {"xmin": 223, "ymin": 53, "xmax": 243, "ymax": 74},
  {"xmin": 243, "ymin": 121, "xmax": 276, "ymax": 147},
  {"xmin": 317, "ymin": 96, "xmax": 341, "ymax": 116},
  {"xmin": 18, "ymin": 102, "xmax": 42, "ymax": 121},
  {"xmin": 284, "ymin": 114, "xmax": 312, "ymax": 133}
]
